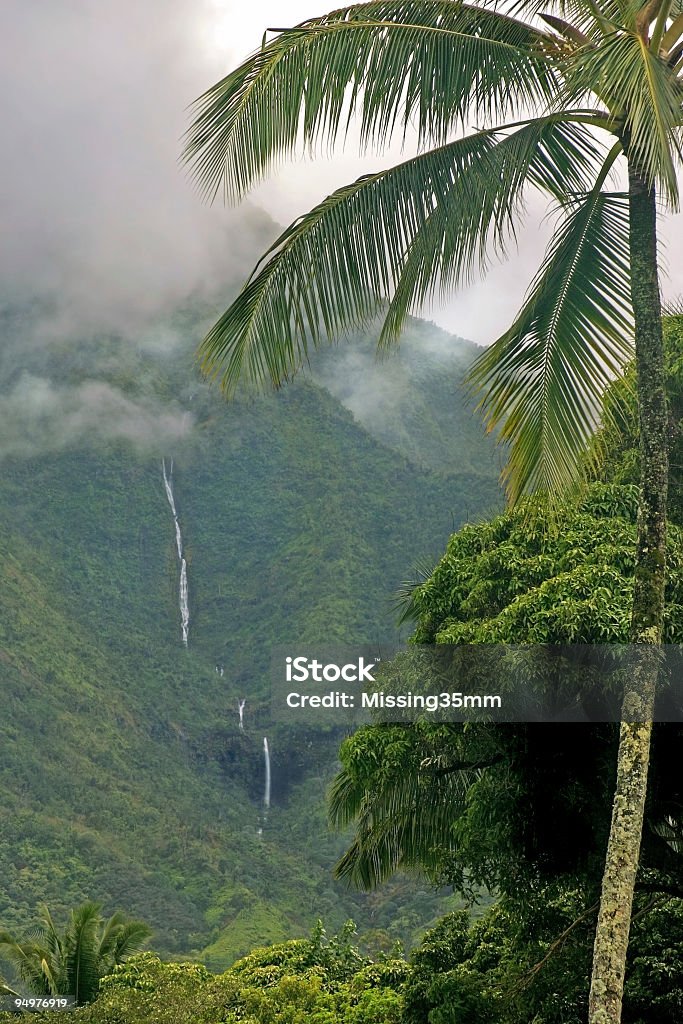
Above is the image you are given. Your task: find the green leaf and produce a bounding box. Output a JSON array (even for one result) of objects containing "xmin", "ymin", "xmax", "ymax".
[
  {"xmin": 378, "ymin": 115, "xmax": 605, "ymax": 347},
  {"xmin": 330, "ymin": 723, "xmax": 477, "ymax": 889},
  {"xmin": 565, "ymin": 29, "xmax": 683, "ymax": 204},
  {"xmin": 198, "ymin": 117, "xmax": 603, "ymax": 393},
  {"xmin": 468, "ymin": 185, "xmax": 633, "ymax": 502},
  {"xmin": 65, "ymin": 902, "xmax": 102, "ymax": 1005},
  {"xmin": 183, "ymin": 0, "xmax": 559, "ymax": 202}
]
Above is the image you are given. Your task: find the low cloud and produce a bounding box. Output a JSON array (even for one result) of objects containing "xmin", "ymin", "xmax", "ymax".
[
  {"xmin": 0, "ymin": 0, "xmax": 278, "ymax": 348},
  {"xmin": 0, "ymin": 374, "xmax": 192, "ymax": 459}
]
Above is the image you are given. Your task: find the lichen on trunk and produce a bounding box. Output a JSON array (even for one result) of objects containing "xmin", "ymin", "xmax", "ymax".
[{"xmin": 588, "ymin": 167, "xmax": 669, "ymax": 1024}]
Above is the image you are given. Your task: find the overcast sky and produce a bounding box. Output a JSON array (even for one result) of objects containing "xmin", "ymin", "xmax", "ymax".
[{"xmin": 1, "ymin": 0, "xmax": 681, "ymax": 348}]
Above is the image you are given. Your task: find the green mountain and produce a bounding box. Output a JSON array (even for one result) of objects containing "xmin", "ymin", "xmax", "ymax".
[
  {"xmin": 311, "ymin": 318, "xmax": 503, "ymax": 480},
  {"xmin": 0, "ymin": 302, "xmax": 501, "ymax": 967}
]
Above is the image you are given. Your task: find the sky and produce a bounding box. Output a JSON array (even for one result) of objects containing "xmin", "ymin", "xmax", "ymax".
[{"xmin": 1, "ymin": 0, "xmax": 682, "ymax": 353}]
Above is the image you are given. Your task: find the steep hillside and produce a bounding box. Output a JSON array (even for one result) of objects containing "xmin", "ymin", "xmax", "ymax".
[
  {"xmin": 311, "ymin": 318, "xmax": 502, "ymax": 480},
  {"xmin": 0, "ymin": 303, "xmax": 501, "ymax": 965}
]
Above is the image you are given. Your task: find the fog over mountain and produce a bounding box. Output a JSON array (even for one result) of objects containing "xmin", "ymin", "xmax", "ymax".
[
  {"xmin": 1, "ymin": 1, "xmax": 681, "ymax": 361},
  {"xmin": 0, "ymin": 2, "xmax": 280, "ymax": 342}
]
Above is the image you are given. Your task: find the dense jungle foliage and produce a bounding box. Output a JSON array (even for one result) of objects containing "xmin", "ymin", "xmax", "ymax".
[
  {"xmin": 4, "ymin": 313, "xmax": 683, "ymax": 1023},
  {"xmin": 0, "ymin": 300, "xmax": 500, "ymax": 967},
  {"xmin": 324, "ymin": 316, "xmax": 683, "ymax": 1022}
]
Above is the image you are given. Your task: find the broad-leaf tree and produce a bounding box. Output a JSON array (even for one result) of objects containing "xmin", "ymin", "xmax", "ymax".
[
  {"xmin": 0, "ymin": 902, "xmax": 151, "ymax": 1005},
  {"xmin": 184, "ymin": 4, "xmax": 683, "ymax": 1020},
  {"xmin": 330, "ymin": 478, "xmax": 683, "ymax": 884}
]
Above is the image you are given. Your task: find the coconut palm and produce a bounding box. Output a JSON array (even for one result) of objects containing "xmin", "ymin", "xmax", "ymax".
[
  {"xmin": 0, "ymin": 901, "xmax": 151, "ymax": 1005},
  {"xmin": 184, "ymin": 3, "xmax": 683, "ymax": 1020}
]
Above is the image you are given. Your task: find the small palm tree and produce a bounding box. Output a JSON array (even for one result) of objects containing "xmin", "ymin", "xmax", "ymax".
[
  {"xmin": 0, "ymin": 977, "xmax": 18, "ymax": 997},
  {"xmin": 184, "ymin": 4, "xmax": 683, "ymax": 1020},
  {"xmin": 0, "ymin": 902, "xmax": 151, "ymax": 1005}
]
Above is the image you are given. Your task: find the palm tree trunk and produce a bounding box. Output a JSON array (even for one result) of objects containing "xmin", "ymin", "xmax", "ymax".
[{"xmin": 588, "ymin": 167, "xmax": 668, "ymax": 1024}]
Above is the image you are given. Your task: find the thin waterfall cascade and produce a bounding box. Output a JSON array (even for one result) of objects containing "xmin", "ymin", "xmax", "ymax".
[
  {"xmin": 238, "ymin": 699, "xmax": 246, "ymax": 730},
  {"xmin": 162, "ymin": 459, "xmax": 182, "ymax": 558},
  {"xmin": 179, "ymin": 559, "xmax": 189, "ymax": 647},
  {"xmin": 161, "ymin": 458, "xmax": 189, "ymax": 647},
  {"xmin": 263, "ymin": 737, "xmax": 271, "ymax": 811},
  {"xmin": 162, "ymin": 458, "xmax": 178, "ymax": 519}
]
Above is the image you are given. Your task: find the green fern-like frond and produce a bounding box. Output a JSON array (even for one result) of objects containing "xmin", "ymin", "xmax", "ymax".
[
  {"xmin": 199, "ymin": 117, "xmax": 603, "ymax": 393},
  {"xmin": 468, "ymin": 179, "xmax": 632, "ymax": 501},
  {"xmin": 65, "ymin": 902, "xmax": 102, "ymax": 1006},
  {"xmin": 329, "ymin": 724, "xmax": 478, "ymax": 888},
  {"xmin": 184, "ymin": 0, "xmax": 560, "ymax": 202},
  {"xmin": 565, "ymin": 29, "xmax": 683, "ymax": 203},
  {"xmin": 378, "ymin": 115, "xmax": 604, "ymax": 346}
]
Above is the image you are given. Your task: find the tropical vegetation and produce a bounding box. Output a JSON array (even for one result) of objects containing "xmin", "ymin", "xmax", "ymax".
[
  {"xmin": 2, "ymin": 300, "xmax": 683, "ymax": 1024},
  {"xmin": 0, "ymin": 922, "xmax": 407, "ymax": 1024},
  {"xmin": 0, "ymin": 902, "xmax": 151, "ymax": 1006},
  {"xmin": 184, "ymin": 3, "xmax": 683, "ymax": 1017},
  {"xmin": 329, "ymin": 316, "xmax": 683, "ymax": 1021},
  {"xmin": 0, "ymin": 306, "xmax": 496, "ymax": 965},
  {"xmin": 2, "ymin": 905, "xmax": 682, "ymax": 1023}
]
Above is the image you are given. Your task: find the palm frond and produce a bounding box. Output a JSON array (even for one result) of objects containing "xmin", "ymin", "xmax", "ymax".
[
  {"xmin": 329, "ymin": 724, "xmax": 477, "ymax": 889},
  {"xmin": 65, "ymin": 903, "xmax": 101, "ymax": 1005},
  {"xmin": 512, "ymin": 0, "xmax": 618, "ymax": 37},
  {"xmin": 393, "ymin": 552, "xmax": 440, "ymax": 622},
  {"xmin": 663, "ymin": 294, "xmax": 683, "ymax": 315},
  {"xmin": 0, "ymin": 939, "xmax": 51, "ymax": 997},
  {"xmin": 0, "ymin": 976, "xmax": 18, "ymax": 997},
  {"xmin": 395, "ymin": 556, "xmax": 440, "ymax": 625},
  {"xmin": 35, "ymin": 905, "xmax": 63, "ymax": 961},
  {"xmin": 37, "ymin": 957, "xmax": 59, "ymax": 996},
  {"xmin": 661, "ymin": 12, "xmax": 683, "ymax": 56},
  {"xmin": 566, "ymin": 29, "xmax": 683, "ymax": 204},
  {"xmin": 108, "ymin": 922, "xmax": 152, "ymax": 962},
  {"xmin": 653, "ymin": 813, "xmax": 683, "ymax": 854},
  {"xmin": 378, "ymin": 116, "xmax": 604, "ymax": 346},
  {"xmin": 199, "ymin": 117, "xmax": 603, "ymax": 393},
  {"xmin": 95, "ymin": 913, "xmax": 129, "ymax": 961},
  {"xmin": 184, "ymin": 0, "xmax": 560, "ymax": 202},
  {"xmin": 331, "ymin": 754, "xmax": 476, "ymax": 888},
  {"xmin": 468, "ymin": 180, "xmax": 632, "ymax": 503},
  {"xmin": 0, "ymin": 905, "xmax": 148, "ymax": 1006}
]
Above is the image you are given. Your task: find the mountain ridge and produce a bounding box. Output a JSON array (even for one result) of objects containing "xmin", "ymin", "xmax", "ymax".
[{"xmin": 0, "ymin": 303, "xmax": 501, "ymax": 965}]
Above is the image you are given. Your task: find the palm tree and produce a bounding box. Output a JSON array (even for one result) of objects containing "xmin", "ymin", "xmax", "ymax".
[
  {"xmin": 0, "ymin": 977, "xmax": 18, "ymax": 997},
  {"xmin": 0, "ymin": 901, "xmax": 151, "ymax": 1005},
  {"xmin": 183, "ymin": 4, "xmax": 683, "ymax": 1020}
]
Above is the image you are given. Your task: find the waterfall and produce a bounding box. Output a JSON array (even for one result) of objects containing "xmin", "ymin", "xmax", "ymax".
[
  {"xmin": 179, "ymin": 559, "xmax": 189, "ymax": 647},
  {"xmin": 238, "ymin": 699, "xmax": 246, "ymax": 730},
  {"xmin": 263, "ymin": 738, "xmax": 271, "ymax": 810},
  {"xmin": 162, "ymin": 459, "xmax": 183, "ymax": 558},
  {"xmin": 161, "ymin": 458, "xmax": 189, "ymax": 647}
]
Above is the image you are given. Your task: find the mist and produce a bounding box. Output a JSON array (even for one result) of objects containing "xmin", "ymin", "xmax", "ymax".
[
  {"xmin": 0, "ymin": 1, "xmax": 283, "ymax": 453},
  {"xmin": 1, "ymin": 0, "xmax": 681, "ymax": 458},
  {"xmin": 0, "ymin": 1, "xmax": 283, "ymax": 339},
  {"xmin": 0, "ymin": 374, "xmax": 192, "ymax": 459}
]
